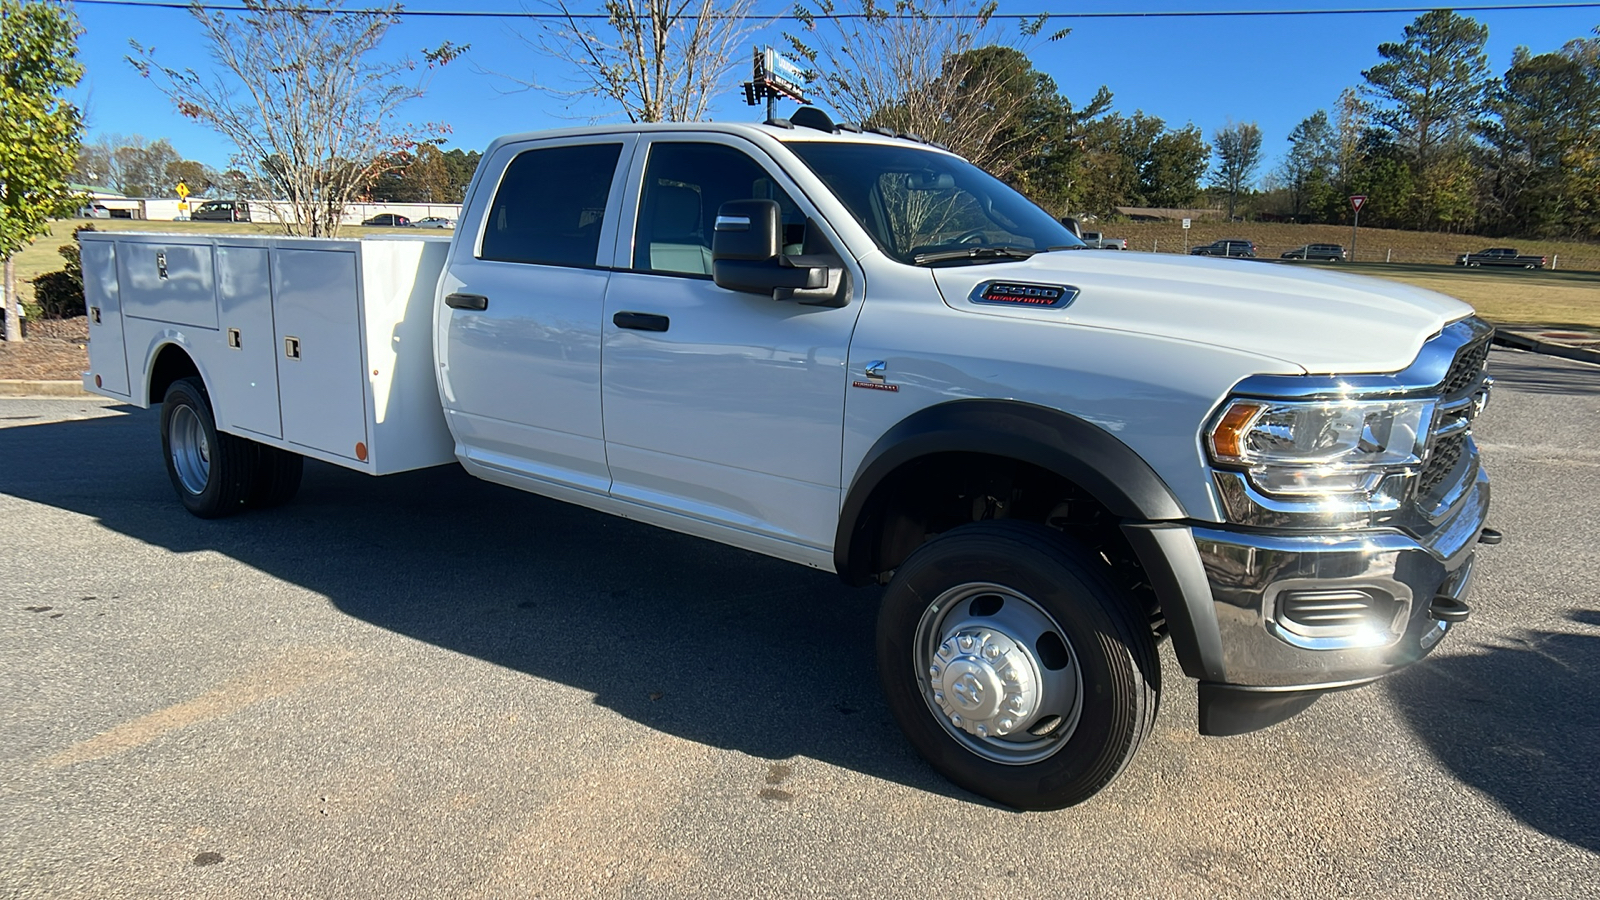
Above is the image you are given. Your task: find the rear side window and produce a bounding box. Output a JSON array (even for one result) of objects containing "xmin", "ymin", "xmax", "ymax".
[{"xmin": 480, "ymin": 143, "xmax": 623, "ymax": 267}]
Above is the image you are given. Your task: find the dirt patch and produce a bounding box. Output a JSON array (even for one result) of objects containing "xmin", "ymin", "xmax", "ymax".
[{"xmin": 0, "ymin": 317, "xmax": 89, "ymax": 381}]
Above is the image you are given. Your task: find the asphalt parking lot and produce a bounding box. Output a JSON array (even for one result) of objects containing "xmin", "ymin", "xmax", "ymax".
[{"xmin": 2, "ymin": 348, "xmax": 1597, "ymax": 899}]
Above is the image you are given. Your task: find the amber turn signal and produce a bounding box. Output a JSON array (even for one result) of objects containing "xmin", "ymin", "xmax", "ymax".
[{"xmin": 1209, "ymin": 401, "xmax": 1264, "ymax": 461}]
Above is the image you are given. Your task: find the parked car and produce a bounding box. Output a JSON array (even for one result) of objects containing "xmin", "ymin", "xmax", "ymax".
[
  {"xmin": 1080, "ymin": 231, "xmax": 1126, "ymax": 250},
  {"xmin": 414, "ymin": 216, "xmax": 455, "ymax": 229},
  {"xmin": 192, "ymin": 200, "xmax": 251, "ymax": 222},
  {"xmin": 79, "ymin": 203, "xmax": 112, "ymax": 219},
  {"xmin": 1281, "ymin": 243, "xmax": 1347, "ymax": 262},
  {"xmin": 362, "ymin": 213, "xmax": 412, "ymax": 227},
  {"xmin": 1456, "ymin": 248, "xmax": 1546, "ymax": 269},
  {"xmin": 1190, "ymin": 239, "xmax": 1256, "ymax": 258}
]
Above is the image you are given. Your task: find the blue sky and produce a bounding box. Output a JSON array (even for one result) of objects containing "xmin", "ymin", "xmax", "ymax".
[{"xmin": 67, "ymin": 1, "xmax": 1600, "ymax": 177}]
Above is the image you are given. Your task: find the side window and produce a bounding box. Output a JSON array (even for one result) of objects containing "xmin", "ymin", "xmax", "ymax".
[
  {"xmin": 633, "ymin": 142, "xmax": 806, "ymax": 277},
  {"xmin": 480, "ymin": 143, "xmax": 623, "ymax": 267}
]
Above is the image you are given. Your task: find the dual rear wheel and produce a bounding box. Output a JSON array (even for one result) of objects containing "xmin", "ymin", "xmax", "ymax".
[{"xmin": 159, "ymin": 377, "xmax": 303, "ymax": 518}]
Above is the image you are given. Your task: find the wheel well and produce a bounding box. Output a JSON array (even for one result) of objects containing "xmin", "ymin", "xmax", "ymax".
[
  {"xmin": 840, "ymin": 452, "xmax": 1163, "ymax": 633},
  {"xmin": 147, "ymin": 344, "xmax": 201, "ymax": 406}
]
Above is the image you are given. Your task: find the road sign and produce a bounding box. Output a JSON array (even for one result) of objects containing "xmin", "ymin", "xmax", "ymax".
[
  {"xmin": 175, "ymin": 181, "xmax": 190, "ymax": 200},
  {"xmin": 742, "ymin": 46, "xmax": 809, "ymax": 112},
  {"xmin": 1350, "ymin": 195, "xmax": 1366, "ymax": 212},
  {"xmin": 1181, "ymin": 218, "xmax": 1191, "ymax": 230}
]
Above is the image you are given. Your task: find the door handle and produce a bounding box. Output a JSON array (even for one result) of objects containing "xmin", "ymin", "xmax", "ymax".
[
  {"xmin": 613, "ymin": 311, "xmax": 670, "ymax": 332},
  {"xmin": 445, "ymin": 292, "xmax": 488, "ymax": 311}
]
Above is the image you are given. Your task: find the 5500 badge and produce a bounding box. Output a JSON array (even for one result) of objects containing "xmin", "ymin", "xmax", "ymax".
[{"xmin": 969, "ymin": 281, "xmax": 1080, "ymax": 309}]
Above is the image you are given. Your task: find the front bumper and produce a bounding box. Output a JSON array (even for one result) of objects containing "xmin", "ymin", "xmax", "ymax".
[{"xmin": 1123, "ymin": 464, "xmax": 1489, "ymax": 734}]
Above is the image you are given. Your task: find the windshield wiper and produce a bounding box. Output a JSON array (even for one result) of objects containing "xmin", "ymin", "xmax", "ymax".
[{"xmin": 912, "ymin": 246, "xmax": 1039, "ymax": 265}]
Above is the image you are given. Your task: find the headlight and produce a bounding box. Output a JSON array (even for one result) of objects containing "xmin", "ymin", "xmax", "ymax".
[{"xmin": 1207, "ymin": 397, "xmax": 1434, "ymax": 497}]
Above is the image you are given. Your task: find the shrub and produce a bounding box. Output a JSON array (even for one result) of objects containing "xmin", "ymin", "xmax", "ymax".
[
  {"xmin": 31, "ymin": 270, "xmax": 85, "ymax": 318},
  {"xmin": 27, "ymin": 224, "xmax": 97, "ymax": 320}
]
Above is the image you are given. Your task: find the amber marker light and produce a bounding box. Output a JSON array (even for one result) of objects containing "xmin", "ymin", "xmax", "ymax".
[
  {"xmin": 355, "ymin": 442, "xmax": 368, "ymax": 462},
  {"xmin": 1209, "ymin": 401, "xmax": 1265, "ymax": 462}
]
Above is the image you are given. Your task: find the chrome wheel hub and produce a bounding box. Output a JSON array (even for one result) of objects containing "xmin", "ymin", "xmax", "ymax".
[
  {"xmin": 169, "ymin": 405, "xmax": 211, "ymax": 495},
  {"xmin": 930, "ymin": 629, "xmax": 1039, "ymax": 738},
  {"xmin": 914, "ymin": 582, "xmax": 1083, "ymax": 765}
]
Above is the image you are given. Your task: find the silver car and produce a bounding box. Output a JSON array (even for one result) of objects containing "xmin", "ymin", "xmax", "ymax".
[{"xmin": 414, "ymin": 216, "xmax": 455, "ymax": 229}]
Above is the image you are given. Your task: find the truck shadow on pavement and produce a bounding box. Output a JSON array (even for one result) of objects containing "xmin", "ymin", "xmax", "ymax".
[
  {"xmin": 0, "ymin": 407, "xmax": 971, "ymax": 802},
  {"xmin": 1385, "ymin": 611, "xmax": 1600, "ymax": 853}
]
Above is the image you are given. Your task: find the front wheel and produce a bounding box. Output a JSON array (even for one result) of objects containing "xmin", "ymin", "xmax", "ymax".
[
  {"xmin": 877, "ymin": 521, "xmax": 1160, "ymax": 810},
  {"xmin": 160, "ymin": 377, "xmax": 257, "ymax": 518}
]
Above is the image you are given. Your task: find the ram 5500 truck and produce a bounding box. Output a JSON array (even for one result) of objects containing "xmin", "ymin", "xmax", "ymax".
[{"xmin": 81, "ymin": 117, "xmax": 1496, "ymax": 810}]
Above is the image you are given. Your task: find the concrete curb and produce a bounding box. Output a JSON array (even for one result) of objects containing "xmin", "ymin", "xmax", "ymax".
[
  {"xmin": 1493, "ymin": 332, "xmax": 1600, "ymax": 367},
  {"xmin": 0, "ymin": 379, "xmax": 90, "ymax": 398}
]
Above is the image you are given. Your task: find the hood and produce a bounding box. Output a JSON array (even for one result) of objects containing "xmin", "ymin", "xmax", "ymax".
[{"xmin": 930, "ymin": 251, "xmax": 1473, "ymax": 374}]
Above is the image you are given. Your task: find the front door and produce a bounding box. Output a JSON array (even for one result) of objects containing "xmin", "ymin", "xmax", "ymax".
[
  {"xmin": 601, "ymin": 137, "xmax": 862, "ymax": 555},
  {"xmin": 437, "ymin": 136, "xmax": 636, "ymax": 495}
]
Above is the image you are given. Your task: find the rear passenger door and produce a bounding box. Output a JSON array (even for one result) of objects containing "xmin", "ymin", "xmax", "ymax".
[{"xmin": 437, "ymin": 135, "xmax": 637, "ymax": 495}]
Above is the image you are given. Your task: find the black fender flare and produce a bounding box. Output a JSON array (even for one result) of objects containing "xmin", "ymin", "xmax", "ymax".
[{"xmin": 833, "ymin": 399, "xmax": 1189, "ymax": 583}]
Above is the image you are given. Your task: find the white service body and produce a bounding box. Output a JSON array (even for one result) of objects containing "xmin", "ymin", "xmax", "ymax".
[{"xmin": 83, "ymin": 233, "xmax": 455, "ymax": 475}]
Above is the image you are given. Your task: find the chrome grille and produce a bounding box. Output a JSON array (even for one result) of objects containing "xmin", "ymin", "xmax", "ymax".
[
  {"xmin": 1419, "ymin": 432, "xmax": 1466, "ymax": 496},
  {"xmin": 1417, "ymin": 332, "xmax": 1489, "ymax": 507},
  {"xmin": 1441, "ymin": 336, "xmax": 1491, "ymax": 397}
]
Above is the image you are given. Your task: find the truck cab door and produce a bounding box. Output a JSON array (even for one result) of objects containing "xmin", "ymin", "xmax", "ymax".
[
  {"xmin": 599, "ymin": 136, "xmax": 864, "ymax": 558},
  {"xmin": 436, "ymin": 135, "xmax": 637, "ymax": 496}
]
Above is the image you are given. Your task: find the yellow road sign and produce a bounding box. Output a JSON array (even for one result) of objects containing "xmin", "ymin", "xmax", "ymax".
[{"xmin": 176, "ymin": 182, "xmax": 190, "ymax": 199}]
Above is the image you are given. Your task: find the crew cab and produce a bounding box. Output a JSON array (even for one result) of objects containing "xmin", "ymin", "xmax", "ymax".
[
  {"xmin": 1456, "ymin": 247, "xmax": 1546, "ymax": 268},
  {"xmin": 79, "ymin": 114, "xmax": 1496, "ymax": 810}
]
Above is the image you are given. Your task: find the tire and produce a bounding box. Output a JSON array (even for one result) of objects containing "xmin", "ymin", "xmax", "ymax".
[
  {"xmin": 876, "ymin": 521, "xmax": 1160, "ymax": 810},
  {"xmin": 159, "ymin": 377, "xmax": 257, "ymax": 518},
  {"xmin": 248, "ymin": 444, "xmax": 304, "ymax": 508}
]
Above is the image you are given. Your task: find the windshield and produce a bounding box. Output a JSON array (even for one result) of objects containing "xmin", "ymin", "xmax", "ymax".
[{"xmin": 787, "ymin": 141, "xmax": 1083, "ymax": 265}]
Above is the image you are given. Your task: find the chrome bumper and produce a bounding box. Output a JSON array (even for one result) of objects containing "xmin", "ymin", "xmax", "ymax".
[{"xmin": 1191, "ymin": 465, "xmax": 1488, "ymax": 688}]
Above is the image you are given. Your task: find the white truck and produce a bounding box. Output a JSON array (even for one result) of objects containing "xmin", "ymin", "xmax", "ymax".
[
  {"xmin": 1079, "ymin": 231, "xmax": 1127, "ymax": 250},
  {"xmin": 81, "ymin": 115, "xmax": 1496, "ymax": 810}
]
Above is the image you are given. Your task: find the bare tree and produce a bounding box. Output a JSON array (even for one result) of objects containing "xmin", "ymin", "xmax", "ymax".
[
  {"xmin": 785, "ymin": 0, "xmax": 1063, "ymax": 178},
  {"xmin": 510, "ymin": 0, "xmax": 758, "ymax": 123},
  {"xmin": 1210, "ymin": 120, "xmax": 1263, "ymax": 220},
  {"xmin": 130, "ymin": 1, "xmax": 463, "ymax": 236}
]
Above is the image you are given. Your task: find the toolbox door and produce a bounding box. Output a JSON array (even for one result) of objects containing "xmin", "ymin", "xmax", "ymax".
[
  {"xmin": 215, "ymin": 245, "xmax": 284, "ymax": 438},
  {"xmin": 271, "ymin": 247, "xmax": 369, "ymax": 461},
  {"xmin": 81, "ymin": 240, "xmax": 131, "ymax": 396}
]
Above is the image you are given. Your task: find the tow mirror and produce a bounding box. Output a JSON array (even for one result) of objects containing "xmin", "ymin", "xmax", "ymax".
[
  {"xmin": 712, "ymin": 199, "xmax": 830, "ymax": 299},
  {"xmin": 1059, "ymin": 216, "xmax": 1082, "ymax": 238}
]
